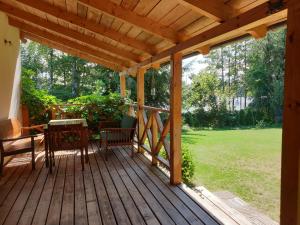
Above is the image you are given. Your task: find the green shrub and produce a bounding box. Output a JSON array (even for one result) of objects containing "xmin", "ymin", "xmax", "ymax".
[
  {"xmin": 181, "ymin": 145, "xmax": 195, "ymax": 184},
  {"xmin": 21, "ymin": 69, "xmax": 59, "ymax": 124},
  {"xmin": 160, "ymin": 144, "xmax": 195, "ymax": 184},
  {"xmin": 67, "ymin": 93, "xmax": 129, "ymax": 132}
]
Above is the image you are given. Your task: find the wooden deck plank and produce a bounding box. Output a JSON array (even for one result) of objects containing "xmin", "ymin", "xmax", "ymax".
[
  {"xmin": 83, "ymin": 148, "xmax": 102, "ymax": 225},
  {"xmin": 2, "ymin": 155, "xmax": 44, "ymax": 225},
  {"xmin": 88, "ymin": 145, "xmax": 117, "ymax": 225},
  {"xmin": 117, "ymin": 148, "xmax": 191, "ymax": 225},
  {"xmin": 31, "ymin": 156, "xmax": 61, "ymax": 225},
  {"xmin": 0, "ymin": 161, "xmax": 32, "ymax": 225},
  {"xmin": 108, "ymin": 148, "xmax": 161, "ymax": 225},
  {"xmin": 94, "ymin": 144, "xmax": 147, "ymax": 225},
  {"xmin": 60, "ymin": 153, "xmax": 75, "ymax": 225},
  {"xmin": 119, "ymin": 147, "xmax": 206, "ymax": 225},
  {"xmin": 113, "ymin": 148, "xmax": 176, "ymax": 225},
  {"xmin": 0, "ymin": 144, "xmax": 231, "ymax": 225},
  {"xmin": 74, "ymin": 152, "xmax": 88, "ymax": 225},
  {"xmin": 17, "ymin": 158, "xmax": 49, "ymax": 225},
  {"xmin": 91, "ymin": 143, "xmax": 131, "ymax": 225},
  {"xmin": 46, "ymin": 155, "xmax": 67, "ymax": 225},
  {"xmin": 0, "ymin": 164, "xmax": 18, "ymax": 187},
  {"xmin": 0, "ymin": 165, "xmax": 27, "ymax": 206},
  {"xmin": 130, "ymin": 148, "xmax": 227, "ymax": 225}
]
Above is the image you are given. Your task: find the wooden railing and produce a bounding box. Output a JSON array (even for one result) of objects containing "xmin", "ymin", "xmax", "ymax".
[{"xmin": 130, "ymin": 104, "xmax": 171, "ymax": 168}]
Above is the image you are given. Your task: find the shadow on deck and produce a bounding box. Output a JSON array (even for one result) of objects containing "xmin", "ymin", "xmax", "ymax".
[{"xmin": 0, "ymin": 142, "xmax": 244, "ymax": 225}]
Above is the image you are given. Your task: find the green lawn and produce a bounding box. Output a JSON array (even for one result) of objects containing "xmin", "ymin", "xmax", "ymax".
[{"xmin": 182, "ymin": 128, "xmax": 282, "ymax": 221}]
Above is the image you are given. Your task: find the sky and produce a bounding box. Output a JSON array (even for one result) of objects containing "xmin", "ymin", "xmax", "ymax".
[{"xmin": 182, "ymin": 54, "xmax": 208, "ymax": 84}]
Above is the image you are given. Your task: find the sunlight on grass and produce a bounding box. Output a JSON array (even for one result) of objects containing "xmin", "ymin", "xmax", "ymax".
[{"xmin": 182, "ymin": 128, "xmax": 282, "ymax": 221}]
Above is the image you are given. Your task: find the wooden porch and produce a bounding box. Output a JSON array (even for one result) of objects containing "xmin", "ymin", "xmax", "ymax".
[{"xmin": 0, "ymin": 143, "xmax": 236, "ymax": 225}]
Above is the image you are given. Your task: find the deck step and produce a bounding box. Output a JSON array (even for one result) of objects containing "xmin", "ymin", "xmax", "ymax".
[
  {"xmin": 214, "ymin": 191, "xmax": 278, "ymax": 225},
  {"xmin": 194, "ymin": 186, "xmax": 252, "ymax": 225}
]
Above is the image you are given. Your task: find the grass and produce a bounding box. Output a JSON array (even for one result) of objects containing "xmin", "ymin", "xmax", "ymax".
[{"xmin": 182, "ymin": 127, "xmax": 282, "ymax": 221}]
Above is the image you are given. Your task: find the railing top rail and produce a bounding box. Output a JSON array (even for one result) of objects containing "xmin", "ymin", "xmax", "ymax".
[{"xmin": 129, "ymin": 103, "xmax": 170, "ymax": 113}]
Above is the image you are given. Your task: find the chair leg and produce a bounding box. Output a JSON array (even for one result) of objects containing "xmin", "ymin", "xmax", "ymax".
[
  {"xmin": 80, "ymin": 148, "xmax": 84, "ymax": 171},
  {"xmin": 105, "ymin": 146, "xmax": 108, "ymax": 161},
  {"xmin": 131, "ymin": 144, "xmax": 134, "ymax": 158},
  {"xmin": 52, "ymin": 151, "xmax": 55, "ymax": 167},
  {"xmin": 49, "ymin": 151, "xmax": 52, "ymax": 174},
  {"xmin": 31, "ymin": 148, "xmax": 36, "ymax": 170},
  {"xmin": 85, "ymin": 146, "xmax": 89, "ymax": 163},
  {"xmin": 0, "ymin": 155, "xmax": 4, "ymax": 176}
]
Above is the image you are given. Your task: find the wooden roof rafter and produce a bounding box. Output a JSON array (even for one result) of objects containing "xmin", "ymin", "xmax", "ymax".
[
  {"xmin": 78, "ymin": 0, "xmax": 183, "ymax": 43},
  {"xmin": 15, "ymin": 0, "xmax": 157, "ymax": 55},
  {"xmin": 8, "ymin": 18, "xmax": 131, "ymax": 68},
  {"xmin": 176, "ymin": 0, "xmax": 238, "ymax": 22},
  {"xmin": 0, "ymin": 2, "xmax": 141, "ymax": 63},
  {"xmin": 124, "ymin": 1, "xmax": 287, "ymax": 73},
  {"xmin": 22, "ymin": 32, "xmax": 125, "ymax": 72}
]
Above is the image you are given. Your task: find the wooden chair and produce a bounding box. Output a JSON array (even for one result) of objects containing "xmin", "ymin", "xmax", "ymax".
[
  {"xmin": 99, "ymin": 115, "xmax": 137, "ymax": 160},
  {"xmin": 0, "ymin": 118, "xmax": 44, "ymax": 176},
  {"xmin": 48, "ymin": 123, "xmax": 86, "ymax": 172}
]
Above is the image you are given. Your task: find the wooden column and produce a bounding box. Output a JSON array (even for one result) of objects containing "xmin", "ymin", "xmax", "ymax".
[
  {"xmin": 170, "ymin": 52, "xmax": 182, "ymax": 185},
  {"xmin": 120, "ymin": 73, "xmax": 126, "ymax": 97},
  {"xmin": 281, "ymin": 1, "xmax": 300, "ymax": 225},
  {"xmin": 137, "ymin": 67, "xmax": 146, "ymax": 153}
]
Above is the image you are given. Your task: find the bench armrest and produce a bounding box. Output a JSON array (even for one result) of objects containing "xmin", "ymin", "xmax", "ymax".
[
  {"xmin": 0, "ymin": 134, "xmax": 37, "ymax": 142},
  {"xmin": 21, "ymin": 124, "xmax": 45, "ymax": 135}
]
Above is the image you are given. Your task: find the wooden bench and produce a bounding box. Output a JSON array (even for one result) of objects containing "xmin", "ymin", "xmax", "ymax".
[{"xmin": 0, "ymin": 118, "xmax": 44, "ymax": 175}]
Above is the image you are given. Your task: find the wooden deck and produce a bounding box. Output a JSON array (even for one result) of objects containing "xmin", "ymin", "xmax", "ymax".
[{"xmin": 0, "ymin": 142, "xmax": 224, "ymax": 225}]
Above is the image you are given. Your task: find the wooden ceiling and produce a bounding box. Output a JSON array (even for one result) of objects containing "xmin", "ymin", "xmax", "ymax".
[{"xmin": 0, "ymin": 0, "xmax": 287, "ymax": 73}]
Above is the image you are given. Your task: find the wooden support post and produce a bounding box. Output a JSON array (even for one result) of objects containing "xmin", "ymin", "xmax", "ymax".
[
  {"xmin": 120, "ymin": 73, "xmax": 126, "ymax": 97},
  {"xmin": 151, "ymin": 113, "xmax": 158, "ymax": 166},
  {"xmin": 170, "ymin": 52, "xmax": 182, "ymax": 185},
  {"xmin": 137, "ymin": 67, "xmax": 146, "ymax": 153},
  {"xmin": 281, "ymin": 1, "xmax": 300, "ymax": 224}
]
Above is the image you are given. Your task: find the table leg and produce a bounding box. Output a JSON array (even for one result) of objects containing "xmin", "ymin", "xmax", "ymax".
[{"xmin": 45, "ymin": 131, "xmax": 49, "ymax": 167}]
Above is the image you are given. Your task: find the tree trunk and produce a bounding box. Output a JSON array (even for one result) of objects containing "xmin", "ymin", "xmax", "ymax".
[
  {"xmin": 49, "ymin": 49, "xmax": 54, "ymax": 92},
  {"xmin": 71, "ymin": 57, "xmax": 79, "ymax": 97},
  {"xmin": 244, "ymin": 41, "xmax": 248, "ymax": 108},
  {"xmin": 221, "ymin": 48, "xmax": 225, "ymax": 92}
]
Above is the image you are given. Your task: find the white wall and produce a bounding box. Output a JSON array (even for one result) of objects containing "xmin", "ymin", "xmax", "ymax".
[{"xmin": 0, "ymin": 12, "xmax": 20, "ymax": 120}]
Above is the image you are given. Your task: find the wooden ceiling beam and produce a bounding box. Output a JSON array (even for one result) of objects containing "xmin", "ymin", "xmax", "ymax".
[
  {"xmin": 22, "ymin": 32, "xmax": 123, "ymax": 71},
  {"xmin": 0, "ymin": 2, "xmax": 140, "ymax": 63},
  {"xmin": 8, "ymin": 18, "xmax": 131, "ymax": 68},
  {"xmin": 124, "ymin": 2, "xmax": 287, "ymax": 73},
  {"xmin": 247, "ymin": 24, "xmax": 268, "ymax": 39},
  {"xmin": 177, "ymin": 0, "xmax": 237, "ymax": 22},
  {"xmin": 15, "ymin": 0, "xmax": 157, "ymax": 55},
  {"xmin": 78, "ymin": 0, "xmax": 179, "ymax": 43}
]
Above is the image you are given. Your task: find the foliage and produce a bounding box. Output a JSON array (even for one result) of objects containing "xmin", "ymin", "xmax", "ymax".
[
  {"xmin": 181, "ymin": 145, "xmax": 195, "ymax": 184},
  {"xmin": 160, "ymin": 144, "xmax": 195, "ymax": 184},
  {"xmin": 21, "ymin": 41, "xmax": 120, "ymax": 101},
  {"xmin": 21, "ymin": 69, "xmax": 59, "ymax": 124},
  {"xmin": 67, "ymin": 93, "xmax": 128, "ymax": 131},
  {"xmin": 184, "ymin": 28, "xmax": 286, "ymax": 128},
  {"xmin": 126, "ymin": 65, "xmax": 171, "ymax": 108}
]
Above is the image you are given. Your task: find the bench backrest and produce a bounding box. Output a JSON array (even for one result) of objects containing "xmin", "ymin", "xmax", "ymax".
[{"xmin": 0, "ymin": 118, "xmax": 22, "ymax": 139}]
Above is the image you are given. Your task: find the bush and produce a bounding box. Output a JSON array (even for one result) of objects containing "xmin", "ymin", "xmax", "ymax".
[
  {"xmin": 160, "ymin": 144, "xmax": 195, "ymax": 184},
  {"xmin": 67, "ymin": 93, "xmax": 129, "ymax": 132},
  {"xmin": 21, "ymin": 69, "xmax": 59, "ymax": 124},
  {"xmin": 181, "ymin": 145, "xmax": 195, "ymax": 184}
]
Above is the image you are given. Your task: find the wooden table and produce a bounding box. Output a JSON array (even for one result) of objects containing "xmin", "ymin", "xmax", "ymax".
[{"xmin": 44, "ymin": 119, "xmax": 89, "ymax": 167}]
